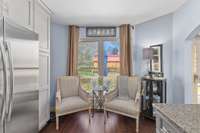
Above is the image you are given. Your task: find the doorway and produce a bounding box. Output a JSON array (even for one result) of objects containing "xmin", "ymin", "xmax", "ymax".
[{"xmin": 192, "ymin": 37, "xmax": 200, "ymax": 104}]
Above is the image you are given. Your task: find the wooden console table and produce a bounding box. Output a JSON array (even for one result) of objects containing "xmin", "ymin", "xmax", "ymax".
[{"xmin": 141, "ymin": 76, "xmax": 167, "ymax": 119}]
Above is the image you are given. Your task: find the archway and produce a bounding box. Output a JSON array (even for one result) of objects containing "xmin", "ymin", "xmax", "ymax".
[{"xmin": 187, "ymin": 25, "xmax": 200, "ymax": 104}]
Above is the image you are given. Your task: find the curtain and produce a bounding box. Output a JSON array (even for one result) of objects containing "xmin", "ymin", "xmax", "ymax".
[
  {"xmin": 68, "ymin": 25, "xmax": 79, "ymax": 76},
  {"xmin": 120, "ymin": 24, "xmax": 133, "ymax": 76}
]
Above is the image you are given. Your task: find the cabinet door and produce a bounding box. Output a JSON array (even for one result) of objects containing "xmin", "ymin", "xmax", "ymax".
[
  {"xmin": 39, "ymin": 89, "xmax": 49, "ymax": 130},
  {"xmin": 4, "ymin": 0, "xmax": 34, "ymax": 30},
  {"xmin": 35, "ymin": 3, "xmax": 50, "ymax": 51},
  {"xmin": 0, "ymin": 0, "xmax": 3, "ymax": 16},
  {"xmin": 39, "ymin": 53, "xmax": 49, "ymax": 89},
  {"xmin": 39, "ymin": 53, "xmax": 50, "ymax": 129}
]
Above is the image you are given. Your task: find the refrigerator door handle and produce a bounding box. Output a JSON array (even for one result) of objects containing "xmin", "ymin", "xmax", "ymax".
[
  {"xmin": 0, "ymin": 42, "xmax": 8, "ymax": 132},
  {"xmin": 4, "ymin": 41, "xmax": 14, "ymax": 121}
]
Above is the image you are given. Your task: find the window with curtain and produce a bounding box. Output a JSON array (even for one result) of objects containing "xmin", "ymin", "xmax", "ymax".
[{"xmin": 78, "ymin": 27, "xmax": 120, "ymax": 92}]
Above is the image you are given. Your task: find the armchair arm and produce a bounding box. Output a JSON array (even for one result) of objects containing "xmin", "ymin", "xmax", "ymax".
[
  {"xmin": 134, "ymin": 79, "xmax": 142, "ymax": 112},
  {"xmin": 105, "ymin": 89, "xmax": 118, "ymax": 103},
  {"xmin": 134, "ymin": 90, "xmax": 142, "ymax": 112},
  {"xmin": 56, "ymin": 79, "xmax": 62, "ymax": 113}
]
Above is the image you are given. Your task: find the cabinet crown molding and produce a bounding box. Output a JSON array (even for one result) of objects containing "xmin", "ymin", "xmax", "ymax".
[{"xmin": 36, "ymin": 0, "xmax": 54, "ymax": 15}]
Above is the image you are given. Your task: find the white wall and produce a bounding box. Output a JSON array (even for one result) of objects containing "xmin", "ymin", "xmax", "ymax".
[
  {"xmin": 135, "ymin": 14, "xmax": 173, "ymax": 103},
  {"xmin": 172, "ymin": 0, "xmax": 200, "ymax": 103},
  {"xmin": 50, "ymin": 23, "xmax": 68, "ymax": 108}
]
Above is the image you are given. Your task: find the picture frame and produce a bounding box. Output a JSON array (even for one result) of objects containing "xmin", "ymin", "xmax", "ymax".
[{"xmin": 150, "ymin": 44, "xmax": 163, "ymax": 73}]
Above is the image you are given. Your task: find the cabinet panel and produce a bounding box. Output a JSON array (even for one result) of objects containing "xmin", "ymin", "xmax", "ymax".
[
  {"xmin": 39, "ymin": 53, "xmax": 49, "ymax": 88},
  {"xmin": 39, "ymin": 89, "xmax": 49, "ymax": 129},
  {"xmin": 35, "ymin": 3, "xmax": 50, "ymax": 51},
  {"xmin": 36, "ymin": 1, "xmax": 51, "ymax": 130},
  {"xmin": 0, "ymin": 0, "xmax": 3, "ymax": 16},
  {"xmin": 5, "ymin": 0, "xmax": 34, "ymax": 30},
  {"xmin": 39, "ymin": 52, "xmax": 50, "ymax": 129}
]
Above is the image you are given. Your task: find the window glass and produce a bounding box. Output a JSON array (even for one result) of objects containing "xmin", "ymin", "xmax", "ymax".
[
  {"xmin": 103, "ymin": 41, "xmax": 120, "ymax": 91},
  {"xmin": 78, "ymin": 41, "xmax": 99, "ymax": 92}
]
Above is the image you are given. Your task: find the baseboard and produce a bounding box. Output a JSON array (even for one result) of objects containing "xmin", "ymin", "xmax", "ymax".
[{"xmin": 39, "ymin": 119, "xmax": 48, "ymax": 131}]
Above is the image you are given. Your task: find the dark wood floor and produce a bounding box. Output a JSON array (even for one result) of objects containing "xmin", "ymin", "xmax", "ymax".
[{"xmin": 40, "ymin": 111, "xmax": 155, "ymax": 133}]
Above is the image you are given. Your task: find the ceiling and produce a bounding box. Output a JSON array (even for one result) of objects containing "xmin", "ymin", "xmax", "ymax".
[{"xmin": 42, "ymin": 0, "xmax": 187, "ymax": 26}]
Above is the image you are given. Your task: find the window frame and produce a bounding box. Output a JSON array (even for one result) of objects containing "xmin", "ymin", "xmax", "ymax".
[{"xmin": 79, "ymin": 37, "xmax": 119, "ymax": 76}]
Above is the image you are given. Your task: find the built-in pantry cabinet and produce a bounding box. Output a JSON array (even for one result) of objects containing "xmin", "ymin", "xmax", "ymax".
[
  {"xmin": 34, "ymin": 0, "xmax": 51, "ymax": 130},
  {"xmin": 0, "ymin": 0, "xmax": 51, "ymax": 130}
]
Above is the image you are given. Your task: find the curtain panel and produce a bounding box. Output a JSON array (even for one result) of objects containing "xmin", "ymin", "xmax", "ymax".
[
  {"xmin": 120, "ymin": 24, "xmax": 133, "ymax": 76},
  {"xmin": 68, "ymin": 25, "xmax": 79, "ymax": 76}
]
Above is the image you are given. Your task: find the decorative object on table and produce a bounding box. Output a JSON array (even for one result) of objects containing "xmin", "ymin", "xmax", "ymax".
[
  {"xmin": 90, "ymin": 77, "xmax": 109, "ymax": 117},
  {"xmin": 141, "ymin": 76, "xmax": 167, "ymax": 120},
  {"xmin": 104, "ymin": 76, "xmax": 141, "ymax": 133},
  {"xmin": 55, "ymin": 76, "xmax": 91, "ymax": 130},
  {"xmin": 143, "ymin": 48, "xmax": 153, "ymax": 75},
  {"xmin": 150, "ymin": 44, "xmax": 163, "ymax": 73},
  {"xmin": 103, "ymin": 78, "xmax": 110, "ymax": 92}
]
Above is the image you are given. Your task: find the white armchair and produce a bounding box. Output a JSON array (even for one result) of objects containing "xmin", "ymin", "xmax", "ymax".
[
  {"xmin": 104, "ymin": 76, "xmax": 141, "ymax": 133},
  {"xmin": 55, "ymin": 76, "xmax": 91, "ymax": 130}
]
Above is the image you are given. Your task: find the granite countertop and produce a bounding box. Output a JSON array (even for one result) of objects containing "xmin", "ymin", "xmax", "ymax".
[{"xmin": 153, "ymin": 103, "xmax": 200, "ymax": 133}]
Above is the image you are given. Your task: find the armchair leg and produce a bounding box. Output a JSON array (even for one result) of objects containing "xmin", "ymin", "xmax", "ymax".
[
  {"xmin": 56, "ymin": 116, "xmax": 59, "ymax": 130},
  {"xmin": 89, "ymin": 106, "xmax": 91, "ymax": 124},
  {"xmin": 136, "ymin": 117, "xmax": 139, "ymax": 133},
  {"xmin": 104, "ymin": 109, "xmax": 107, "ymax": 124}
]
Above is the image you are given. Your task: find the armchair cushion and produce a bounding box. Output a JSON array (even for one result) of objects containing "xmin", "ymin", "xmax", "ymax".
[
  {"xmin": 128, "ymin": 76, "xmax": 140, "ymax": 100},
  {"xmin": 59, "ymin": 76, "xmax": 79, "ymax": 99},
  {"xmin": 60, "ymin": 96, "xmax": 88, "ymax": 114},
  {"xmin": 118, "ymin": 76, "xmax": 129, "ymax": 100},
  {"xmin": 104, "ymin": 97, "xmax": 140, "ymax": 116}
]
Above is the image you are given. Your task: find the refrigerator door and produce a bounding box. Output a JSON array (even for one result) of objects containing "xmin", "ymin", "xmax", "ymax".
[
  {"xmin": 0, "ymin": 43, "xmax": 7, "ymax": 133},
  {"xmin": 7, "ymin": 39, "xmax": 39, "ymax": 93},
  {"xmin": 0, "ymin": 17, "xmax": 39, "ymax": 133},
  {"xmin": 3, "ymin": 39, "xmax": 39, "ymax": 133},
  {"xmin": 0, "ymin": 18, "xmax": 8, "ymax": 133},
  {"xmin": 5, "ymin": 90, "xmax": 38, "ymax": 133}
]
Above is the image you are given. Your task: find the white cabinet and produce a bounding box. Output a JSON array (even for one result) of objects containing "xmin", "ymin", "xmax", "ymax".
[
  {"xmin": 3, "ymin": 0, "xmax": 34, "ymax": 30},
  {"xmin": 35, "ymin": 1, "xmax": 51, "ymax": 130},
  {"xmin": 0, "ymin": 0, "xmax": 3, "ymax": 16},
  {"xmin": 39, "ymin": 52, "xmax": 50, "ymax": 129},
  {"xmin": 35, "ymin": 2, "xmax": 50, "ymax": 51},
  {"xmin": 1, "ymin": 0, "xmax": 51, "ymax": 129}
]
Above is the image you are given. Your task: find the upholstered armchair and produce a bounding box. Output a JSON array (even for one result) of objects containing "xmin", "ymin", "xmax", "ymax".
[
  {"xmin": 104, "ymin": 76, "xmax": 141, "ymax": 133},
  {"xmin": 55, "ymin": 76, "xmax": 91, "ymax": 130}
]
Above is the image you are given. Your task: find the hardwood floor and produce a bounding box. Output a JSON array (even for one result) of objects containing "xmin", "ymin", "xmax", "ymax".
[{"xmin": 40, "ymin": 111, "xmax": 155, "ymax": 133}]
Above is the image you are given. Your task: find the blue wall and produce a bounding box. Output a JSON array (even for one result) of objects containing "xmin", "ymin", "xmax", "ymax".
[
  {"xmin": 172, "ymin": 0, "xmax": 200, "ymax": 103},
  {"xmin": 135, "ymin": 0, "xmax": 200, "ymax": 104},
  {"xmin": 134, "ymin": 14, "xmax": 173, "ymax": 103},
  {"xmin": 50, "ymin": 23, "xmax": 68, "ymax": 108}
]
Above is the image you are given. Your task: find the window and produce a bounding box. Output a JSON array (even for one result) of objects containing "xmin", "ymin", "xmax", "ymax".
[
  {"xmin": 78, "ymin": 27, "xmax": 120, "ymax": 92},
  {"xmin": 78, "ymin": 41, "xmax": 99, "ymax": 92}
]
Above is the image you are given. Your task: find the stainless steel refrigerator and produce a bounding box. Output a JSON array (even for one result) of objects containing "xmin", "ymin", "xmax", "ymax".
[{"xmin": 0, "ymin": 17, "xmax": 39, "ymax": 133}]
